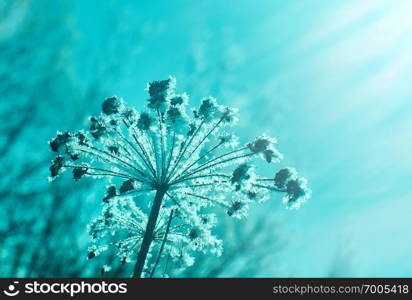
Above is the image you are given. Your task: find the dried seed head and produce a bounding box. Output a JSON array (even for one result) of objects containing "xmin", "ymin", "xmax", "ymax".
[{"xmin": 48, "ymin": 77, "xmax": 310, "ymax": 273}]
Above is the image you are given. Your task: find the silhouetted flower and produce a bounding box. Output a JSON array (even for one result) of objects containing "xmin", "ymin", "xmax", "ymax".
[
  {"xmin": 119, "ymin": 179, "xmax": 138, "ymax": 194},
  {"xmin": 89, "ymin": 117, "xmax": 107, "ymax": 139},
  {"xmin": 248, "ymin": 135, "xmax": 282, "ymax": 163},
  {"xmin": 49, "ymin": 132, "xmax": 71, "ymax": 152},
  {"xmin": 102, "ymin": 96, "xmax": 124, "ymax": 115},
  {"xmin": 274, "ymin": 168, "xmax": 295, "ymax": 189},
  {"xmin": 147, "ymin": 77, "xmax": 176, "ymax": 112},
  {"xmin": 197, "ymin": 97, "xmax": 222, "ymax": 122},
  {"xmin": 73, "ymin": 165, "xmax": 89, "ymax": 181},
  {"xmin": 170, "ymin": 93, "xmax": 188, "ymax": 106},
  {"xmin": 49, "ymin": 77, "xmax": 310, "ymax": 277},
  {"xmin": 284, "ymin": 177, "xmax": 310, "ymax": 209},
  {"xmin": 103, "ymin": 185, "xmax": 117, "ymax": 202},
  {"xmin": 137, "ymin": 112, "xmax": 153, "ymax": 131},
  {"xmin": 231, "ymin": 164, "xmax": 253, "ymax": 191},
  {"xmin": 49, "ymin": 155, "xmax": 65, "ymax": 180}
]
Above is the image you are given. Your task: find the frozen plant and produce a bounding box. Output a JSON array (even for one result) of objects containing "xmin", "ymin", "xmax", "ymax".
[{"xmin": 48, "ymin": 77, "xmax": 310, "ymax": 277}]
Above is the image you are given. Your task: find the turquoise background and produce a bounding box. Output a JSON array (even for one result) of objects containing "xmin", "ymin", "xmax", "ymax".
[{"xmin": 1, "ymin": 0, "xmax": 411, "ymax": 277}]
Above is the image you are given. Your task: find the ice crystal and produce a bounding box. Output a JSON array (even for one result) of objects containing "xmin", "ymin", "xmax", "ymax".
[{"xmin": 49, "ymin": 77, "xmax": 311, "ymax": 277}]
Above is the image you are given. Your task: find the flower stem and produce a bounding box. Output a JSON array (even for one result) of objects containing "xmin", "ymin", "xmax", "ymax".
[
  {"xmin": 133, "ymin": 187, "xmax": 167, "ymax": 278},
  {"xmin": 149, "ymin": 209, "xmax": 174, "ymax": 278}
]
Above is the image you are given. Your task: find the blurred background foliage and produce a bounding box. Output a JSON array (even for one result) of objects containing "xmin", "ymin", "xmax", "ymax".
[{"xmin": 1, "ymin": 0, "xmax": 412, "ymax": 277}]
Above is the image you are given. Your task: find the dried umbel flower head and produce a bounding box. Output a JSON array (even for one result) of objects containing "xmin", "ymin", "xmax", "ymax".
[{"xmin": 48, "ymin": 77, "xmax": 310, "ymax": 277}]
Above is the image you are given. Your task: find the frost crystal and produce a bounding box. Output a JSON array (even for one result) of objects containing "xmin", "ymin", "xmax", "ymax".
[{"xmin": 48, "ymin": 77, "xmax": 310, "ymax": 277}]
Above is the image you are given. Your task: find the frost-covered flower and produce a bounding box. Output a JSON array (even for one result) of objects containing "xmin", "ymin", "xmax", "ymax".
[
  {"xmin": 273, "ymin": 168, "xmax": 311, "ymax": 209},
  {"xmin": 48, "ymin": 77, "xmax": 311, "ymax": 277},
  {"xmin": 248, "ymin": 135, "xmax": 282, "ymax": 163}
]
